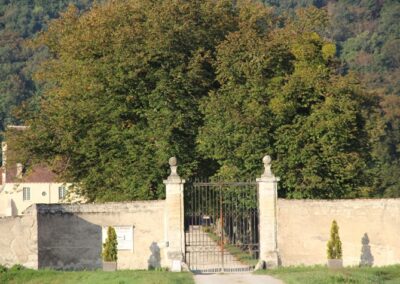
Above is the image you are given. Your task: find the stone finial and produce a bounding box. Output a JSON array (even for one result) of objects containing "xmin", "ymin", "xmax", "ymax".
[
  {"xmin": 169, "ymin": 157, "xmax": 178, "ymax": 177},
  {"xmin": 261, "ymin": 155, "xmax": 273, "ymax": 177},
  {"xmin": 169, "ymin": 157, "xmax": 177, "ymax": 166},
  {"xmin": 16, "ymin": 163, "xmax": 23, "ymax": 179},
  {"xmin": 164, "ymin": 156, "xmax": 184, "ymax": 184}
]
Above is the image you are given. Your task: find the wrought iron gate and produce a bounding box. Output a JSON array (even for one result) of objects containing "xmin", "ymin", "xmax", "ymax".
[{"xmin": 184, "ymin": 179, "xmax": 259, "ymax": 273}]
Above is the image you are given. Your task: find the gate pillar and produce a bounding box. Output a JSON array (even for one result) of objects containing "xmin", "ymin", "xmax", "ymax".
[
  {"xmin": 163, "ymin": 157, "xmax": 185, "ymax": 271},
  {"xmin": 257, "ymin": 155, "xmax": 280, "ymax": 269}
]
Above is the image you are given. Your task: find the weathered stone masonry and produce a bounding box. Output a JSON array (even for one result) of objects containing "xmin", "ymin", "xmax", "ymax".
[
  {"xmin": 0, "ymin": 206, "xmax": 38, "ymax": 269},
  {"xmin": 0, "ymin": 157, "xmax": 399, "ymax": 270},
  {"xmin": 277, "ymin": 198, "xmax": 400, "ymax": 267},
  {"xmin": 36, "ymin": 201, "xmax": 167, "ymax": 270}
]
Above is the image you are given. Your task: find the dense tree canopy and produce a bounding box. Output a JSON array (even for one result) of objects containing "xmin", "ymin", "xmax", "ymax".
[
  {"xmin": 10, "ymin": 0, "xmax": 239, "ymax": 201},
  {"xmin": 198, "ymin": 7, "xmax": 379, "ymax": 198},
  {"xmin": 4, "ymin": 0, "xmax": 400, "ymax": 200}
]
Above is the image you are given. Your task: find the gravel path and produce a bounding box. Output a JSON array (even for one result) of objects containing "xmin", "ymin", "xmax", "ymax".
[
  {"xmin": 186, "ymin": 226, "xmax": 253, "ymax": 273},
  {"xmin": 193, "ymin": 273, "xmax": 284, "ymax": 284}
]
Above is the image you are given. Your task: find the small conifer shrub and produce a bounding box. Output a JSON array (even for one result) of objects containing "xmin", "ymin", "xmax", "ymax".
[
  {"xmin": 0, "ymin": 265, "xmax": 8, "ymax": 273},
  {"xmin": 327, "ymin": 220, "xmax": 342, "ymax": 259},
  {"xmin": 102, "ymin": 226, "xmax": 118, "ymax": 262}
]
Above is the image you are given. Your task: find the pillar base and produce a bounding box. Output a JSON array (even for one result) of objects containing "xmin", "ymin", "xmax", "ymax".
[
  {"xmin": 167, "ymin": 251, "xmax": 184, "ymax": 272},
  {"xmin": 255, "ymin": 260, "xmax": 265, "ymax": 270},
  {"xmin": 167, "ymin": 251, "xmax": 184, "ymax": 261},
  {"xmin": 261, "ymin": 251, "xmax": 279, "ymax": 269}
]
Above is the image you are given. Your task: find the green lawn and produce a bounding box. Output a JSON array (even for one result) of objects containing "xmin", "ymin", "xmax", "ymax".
[
  {"xmin": 256, "ymin": 265, "xmax": 400, "ymax": 284},
  {"xmin": 0, "ymin": 268, "xmax": 194, "ymax": 284}
]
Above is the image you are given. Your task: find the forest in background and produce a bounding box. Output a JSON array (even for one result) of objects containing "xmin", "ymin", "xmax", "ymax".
[
  {"xmin": 1, "ymin": 0, "xmax": 399, "ymax": 200},
  {"xmin": 2, "ymin": 1, "xmax": 399, "ymax": 131},
  {"xmin": 0, "ymin": 0, "xmax": 94, "ymax": 128}
]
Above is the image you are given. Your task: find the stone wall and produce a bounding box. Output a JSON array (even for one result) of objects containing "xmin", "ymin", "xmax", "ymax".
[
  {"xmin": 36, "ymin": 201, "xmax": 166, "ymax": 270},
  {"xmin": 0, "ymin": 207, "xmax": 38, "ymax": 268},
  {"xmin": 1, "ymin": 185, "xmax": 399, "ymax": 271},
  {"xmin": 277, "ymin": 199, "xmax": 400, "ymax": 267},
  {"xmin": 0, "ymin": 195, "xmax": 8, "ymax": 216}
]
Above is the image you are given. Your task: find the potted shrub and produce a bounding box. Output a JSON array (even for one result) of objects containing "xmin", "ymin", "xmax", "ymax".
[
  {"xmin": 102, "ymin": 226, "xmax": 118, "ymax": 271},
  {"xmin": 327, "ymin": 220, "xmax": 343, "ymax": 269}
]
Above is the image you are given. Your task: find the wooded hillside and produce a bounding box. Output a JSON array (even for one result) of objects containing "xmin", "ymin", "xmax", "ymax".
[{"xmin": 0, "ymin": 0, "xmax": 93, "ymax": 129}]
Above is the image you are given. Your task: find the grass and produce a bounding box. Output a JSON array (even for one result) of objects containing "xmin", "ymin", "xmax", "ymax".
[
  {"xmin": 255, "ymin": 265, "xmax": 400, "ymax": 284},
  {"xmin": 0, "ymin": 268, "xmax": 194, "ymax": 284}
]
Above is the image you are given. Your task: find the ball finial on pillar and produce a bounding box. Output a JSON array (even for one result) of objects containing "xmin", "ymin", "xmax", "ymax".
[
  {"xmin": 263, "ymin": 155, "xmax": 271, "ymax": 165},
  {"xmin": 262, "ymin": 155, "xmax": 273, "ymax": 177},
  {"xmin": 169, "ymin": 157, "xmax": 177, "ymax": 167},
  {"xmin": 169, "ymin": 156, "xmax": 178, "ymax": 177}
]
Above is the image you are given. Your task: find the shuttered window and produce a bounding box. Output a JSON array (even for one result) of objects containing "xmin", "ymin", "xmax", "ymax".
[
  {"xmin": 23, "ymin": 187, "xmax": 30, "ymax": 201},
  {"xmin": 58, "ymin": 186, "xmax": 67, "ymax": 200}
]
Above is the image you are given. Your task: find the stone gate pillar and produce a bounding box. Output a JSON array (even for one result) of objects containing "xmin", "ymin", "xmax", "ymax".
[
  {"xmin": 163, "ymin": 157, "xmax": 185, "ymax": 271},
  {"xmin": 257, "ymin": 155, "xmax": 280, "ymax": 268}
]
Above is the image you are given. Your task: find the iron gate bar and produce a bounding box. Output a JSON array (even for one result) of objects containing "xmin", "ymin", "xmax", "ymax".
[{"xmin": 184, "ymin": 179, "xmax": 259, "ymax": 273}]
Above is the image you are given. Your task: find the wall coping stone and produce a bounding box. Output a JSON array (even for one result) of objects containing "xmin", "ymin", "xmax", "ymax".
[
  {"xmin": 278, "ymin": 198, "xmax": 400, "ymax": 203},
  {"xmin": 0, "ymin": 215, "xmax": 24, "ymax": 220},
  {"xmin": 27, "ymin": 201, "xmax": 165, "ymax": 214}
]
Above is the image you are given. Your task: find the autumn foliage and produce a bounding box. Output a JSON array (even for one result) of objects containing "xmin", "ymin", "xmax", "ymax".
[{"xmin": 6, "ymin": 0, "xmax": 399, "ymax": 201}]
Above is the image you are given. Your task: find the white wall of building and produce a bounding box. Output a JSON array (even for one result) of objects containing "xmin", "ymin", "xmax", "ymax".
[{"xmin": 0, "ymin": 183, "xmax": 75, "ymax": 216}]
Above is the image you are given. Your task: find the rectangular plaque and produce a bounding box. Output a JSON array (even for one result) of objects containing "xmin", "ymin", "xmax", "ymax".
[{"xmin": 102, "ymin": 226, "xmax": 134, "ymax": 251}]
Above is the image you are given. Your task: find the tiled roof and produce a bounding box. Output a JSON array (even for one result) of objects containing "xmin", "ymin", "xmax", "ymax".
[
  {"xmin": 5, "ymin": 164, "xmax": 59, "ymax": 184},
  {"xmin": 3, "ymin": 125, "xmax": 61, "ymax": 184}
]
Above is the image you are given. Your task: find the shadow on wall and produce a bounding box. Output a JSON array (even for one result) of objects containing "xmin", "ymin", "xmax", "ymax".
[
  {"xmin": 38, "ymin": 209, "xmax": 102, "ymax": 270},
  {"xmin": 3, "ymin": 198, "xmax": 19, "ymax": 216},
  {"xmin": 148, "ymin": 242, "xmax": 161, "ymax": 269},
  {"xmin": 360, "ymin": 233, "xmax": 374, "ymax": 267},
  {"xmin": 10, "ymin": 199, "xmax": 18, "ymax": 216}
]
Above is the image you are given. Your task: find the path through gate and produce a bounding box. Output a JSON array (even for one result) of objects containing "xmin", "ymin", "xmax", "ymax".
[{"xmin": 184, "ymin": 179, "xmax": 259, "ymax": 273}]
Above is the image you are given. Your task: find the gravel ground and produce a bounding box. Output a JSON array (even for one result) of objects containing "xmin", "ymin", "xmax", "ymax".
[{"xmin": 193, "ymin": 273, "xmax": 284, "ymax": 284}]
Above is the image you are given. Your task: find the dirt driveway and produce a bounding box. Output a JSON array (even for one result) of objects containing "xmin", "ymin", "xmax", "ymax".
[{"xmin": 193, "ymin": 273, "xmax": 284, "ymax": 284}]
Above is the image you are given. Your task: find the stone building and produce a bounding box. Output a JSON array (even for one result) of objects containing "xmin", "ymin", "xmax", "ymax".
[{"xmin": 0, "ymin": 126, "xmax": 79, "ymax": 217}]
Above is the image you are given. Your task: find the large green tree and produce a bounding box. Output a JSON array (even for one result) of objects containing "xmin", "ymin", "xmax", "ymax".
[
  {"xmin": 7, "ymin": 0, "xmax": 396, "ymax": 200},
  {"xmin": 198, "ymin": 7, "xmax": 380, "ymax": 198},
  {"xmin": 11, "ymin": 0, "xmax": 238, "ymax": 201},
  {"xmin": 260, "ymin": 0, "xmax": 400, "ymax": 197}
]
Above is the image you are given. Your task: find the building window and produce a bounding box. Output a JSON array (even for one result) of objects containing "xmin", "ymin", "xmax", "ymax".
[
  {"xmin": 58, "ymin": 186, "xmax": 67, "ymax": 200},
  {"xmin": 23, "ymin": 187, "xmax": 30, "ymax": 201}
]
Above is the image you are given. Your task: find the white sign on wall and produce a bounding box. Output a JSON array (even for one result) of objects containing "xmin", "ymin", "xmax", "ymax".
[{"xmin": 102, "ymin": 226, "xmax": 134, "ymax": 251}]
